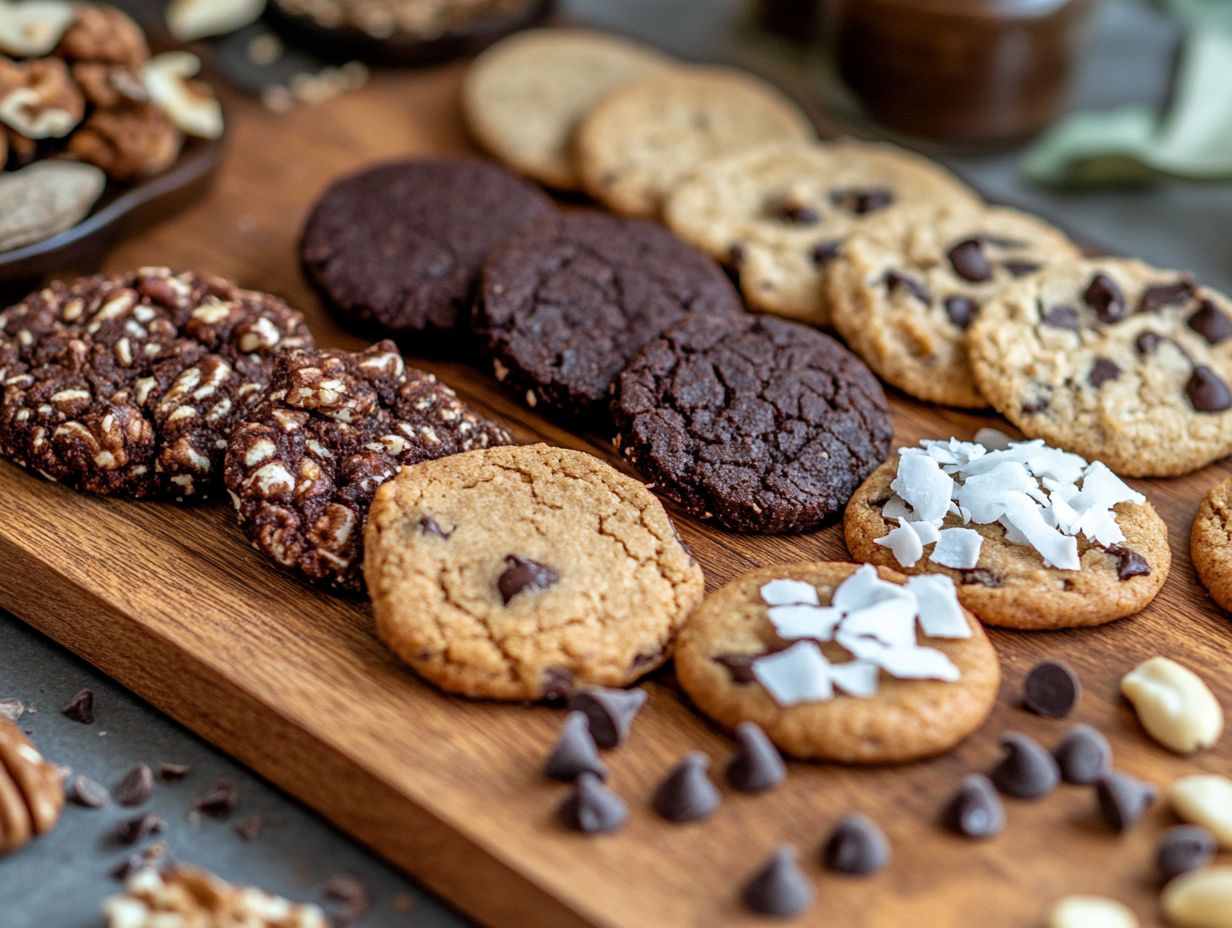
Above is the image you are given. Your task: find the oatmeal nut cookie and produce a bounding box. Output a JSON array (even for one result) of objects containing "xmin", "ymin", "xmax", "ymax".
[
  {"xmin": 68, "ymin": 102, "xmax": 181, "ymax": 180},
  {"xmin": 364, "ymin": 443, "xmax": 704, "ymax": 701},
  {"xmin": 0, "ymin": 268, "xmax": 313, "ymax": 499},
  {"xmin": 1191, "ymin": 475, "xmax": 1232, "ymax": 612},
  {"xmin": 0, "ymin": 717, "xmax": 64, "ymax": 856},
  {"xmin": 103, "ymin": 865, "xmax": 327, "ymax": 927},
  {"xmin": 0, "ymin": 56, "xmax": 85, "ymax": 140},
  {"xmin": 225, "ymin": 341, "xmax": 513, "ymax": 593},
  {"xmin": 55, "ymin": 4, "xmax": 149, "ymax": 70}
]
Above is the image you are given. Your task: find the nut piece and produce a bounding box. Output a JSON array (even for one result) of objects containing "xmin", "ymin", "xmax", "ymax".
[
  {"xmin": 141, "ymin": 52, "xmax": 223, "ymax": 140},
  {"xmin": 0, "ymin": 717, "xmax": 64, "ymax": 855},
  {"xmin": 72, "ymin": 63, "xmax": 147, "ymax": 107},
  {"xmin": 0, "ymin": 160, "xmax": 106, "ymax": 251},
  {"xmin": 1161, "ymin": 867, "xmax": 1232, "ymax": 928},
  {"xmin": 0, "ymin": 56, "xmax": 84, "ymax": 138},
  {"xmin": 1169, "ymin": 775, "xmax": 1232, "ymax": 849},
  {"xmin": 1046, "ymin": 896, "xmax": 1138, "ymax": 928},
  {"xmin": 68, "ymin": 102, "xmax": 181, "ymax": 180},
  {"xmin": 0, "ymin": 1, "xmax": 76, "ymax": 57},
  {"xmin": 54, "ymin": 4, "xmax": 148, "ymax": 69},
  {"xmin": 166, "ymin": 0, "xmax": 266, "ymax": 42},
  {"xmin": 1121, "ymin": 657, "xmax": 1224, "ymax": 754}
]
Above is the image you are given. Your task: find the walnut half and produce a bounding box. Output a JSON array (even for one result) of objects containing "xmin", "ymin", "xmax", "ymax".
[{"xmin": 0, "ymin": 718, "xmax": 64, "ymax": 856}]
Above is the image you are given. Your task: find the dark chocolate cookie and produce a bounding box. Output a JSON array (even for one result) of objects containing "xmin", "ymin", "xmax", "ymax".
[
  {"xmin": 223, "ymin": 341, "xmax": 513, "ymax": 593},
  {"xmin": 613, "ymin": 313, "xmax": 893, "ymax": 533},
  {"xmin": 474, "ymin": 211, "xmax": 744, "ymax": 426},
  {"xmin": 0, "ymin": 268, "xmax": 313, "ymax": 499},
  {"xmin": 300, "ymin": 158, "xmax": 554, "ymax": 341}
]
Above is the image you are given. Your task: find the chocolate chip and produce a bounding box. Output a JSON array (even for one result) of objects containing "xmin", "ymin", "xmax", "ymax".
[
  {"xmin": 1187, "ymin": 300, "xmax": 1232, "ymax": 344},
  {"xmin": 193, "ymin": 779, "xmax": 238, "ymax": 819},
  {"xmin": 498, "ymin": 554, "xmax": 559, "ymax": 604},
  {"xmin": 70, "ymin": 774, "xmax": 110, "ymax": 809},
  {"xmin": 944, "ymin": 296, "xmax": 978, "ymax": 330},
  {"xmin": 822, "ymin": 814, "xmax": 889, "ymax": 875},
  {"xmin": 1139, "ymin": 278, "xmax": 1195, "ymax": 312},
  {"xmin": 652, "ymin": 752, "xmax": 720, "ymax": 823},
  {"xmin": 110, "ymin": 841, "xmax": 166, "ymax": 881},
  {"xmin": 0, "ymin": 698, "xmax": 24, "ymax": 721},
  {"xmin": 158, "ymin": 763, "xmax": 190, "ymax": 783},
  {"xmin": 941, "ymin": 774, "xmax": 1004, "ymax": 839},
  {"xmin": 418, "ymin": 516, "xmax": 450, "ymax": 538},
  {"xmin": 947, "ymin": 238, "xmax": 992, "ymax": 283},
  {"xmin": 957, "ymin": 568, "xmax": 1003, "ymax": 588},
  {"xmin": 235, "ymin": 814, "xmax": 263, "ymax": 843},
  {"xmin": 1003, "ymin": 259, "xmax": 1042, "ymax": 278},
  {"xmin": 114, "ymin": 764, "xmax": 154, "ymax": 807},
  {"xmin": 1136, "ymin": 331, "xmax": 1164, "ymax": 354},
  {"xmin": 61, "ymin": 688, "xmax": 94, "ymax": 724},
  {"xmin": 1041, "ymin": 304, "xmax": 1080, "ymax": 330},
  {"xmin": 1096, "ymin": 771, "xmax": 1157, "ymax": 833},
  {"xmin": 1022, "ymin": 661, "xmax": 1082, "ymax": 718},
  {"xmin": 1054, "ymin": 724, "xmax": 1112, "ymax": 785},
  {"xmin": 1087, "ymin": 357, "xmax": 1121, "ymax": 388},
  {"xmin": 777, "ymin": 200, "xmax": 820, "ymax": 225},
  {"xmin": 1186, "ymin": 365, "xmax": 1232, "ymax": 412},
  {"xmin": 1083, "ymin": 273, "xmax": 1126, "ymax": 323},
  {"xmin": 1105, "ymin": 544, "xmax": 1150, "ymax": 580},
  {"xmin": 323, "ymin": 872, "xmax": 371, "ymax": 924},
  {"xmin": 991, "ymin": 732, "xmax": 1060, "ymax": 799},
  {"xmin": 831, "ymin": 187, "xmax": 893, "ymax": 215},
  {"xmin": 742, "ymin": 846, "xmax": 812, "ymax": 917},
  {"xmin": 1020, "ymin": 396, "xmax": 1050, "ymax": 415},
  {"xmin": 809, "ymin": 240, "xmax": 841, "ymax": 268},
  {"xmin": 545, "ymin": 711, "xmax": 607, "ymax": 781},
  {"xmin": 116, "ymin": 812, "xmax": 164, "ymax": 845},
  {"xmin": 1156, "ymin": 825, "xmax": 1217, "ymax": 883},
  {"xmin": 725, "ymin": 721, "xmax": 786, "ymax": 793},
  {"xmin": 726, "ymin": 242, "xmax": 745, "ymax": 266},
  {"xmin": 714, "ymin": 652, "xmax": 760, "ymax": 684},
  {"xmin": 884, "ymin": 270, "xmax": 930, "ymax": 305},
  {"xmin": 557, "ymin": 771, "xmax": 627, "ymax": 834},
  {"xmin": 540, "ymin": 667, "xmax": 573, "ymax": 701},
  {"xmin": 568, "ymin": 687, "xmax": 646, "ymax": 749}
]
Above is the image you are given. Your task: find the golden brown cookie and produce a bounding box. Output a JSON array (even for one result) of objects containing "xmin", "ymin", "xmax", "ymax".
[{"xmin": 1191, "ymin": 475, "xmax": 1232, "ymax": 612}]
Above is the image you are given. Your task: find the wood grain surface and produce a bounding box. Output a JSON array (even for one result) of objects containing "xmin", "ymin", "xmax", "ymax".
[{"xmin": 1, "ymin": 63, "xmax": 1230, "ymax": 928}]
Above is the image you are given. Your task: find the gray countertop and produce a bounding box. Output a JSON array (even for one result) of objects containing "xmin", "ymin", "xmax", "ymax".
[{"xmin": 2, "ymin": 1, "xmax": 1227, "ymax": 926}]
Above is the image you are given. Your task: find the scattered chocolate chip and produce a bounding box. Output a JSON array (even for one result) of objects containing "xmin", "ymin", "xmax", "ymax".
[
  {"xmin": 193, "ymin": 779, "xmax": 239, "ymax": 820},
  {"xmin": 822, "ymin": 814, "xmax": 890, "ymax": 875},
  {"xmin": 947, "ymin": 238, "xmax": 992, "ymax": 283},
  {"xmin": 557, "ymin": 771, "xmax": 628, "ymax": 834},
  {"xmin": 568, "ymin": 687, "xmax": 646, "ymax": 749},
  {"xmin": 1020, "ymin": 396, "xmax": 1050, "ymax": 415},
  {"xmin": 1022, "ymin": 661, "xmax": 1082, "ymax": 718},
  {"xmin": 884, "ymin": 270, "xmax": 931, "ymax": 305},
  {"xmin": 158, "ymin": 763, "xmax": 190, "ymax": 783},
  {"xmin": 498, "ymin": 555, "xmax": 559, "ymax": 604},
  {"xmin": 777, "ymin": 200, "xmax": 820, "ymax": 225},
  {"xmin": 540, "ymin": 667, "xmax": 573, "ymax": 702},
  {"xmin": 1096, "ymin": 771, "xmax": 1157, "ymax": 833},
  {"xmin": 1087, "ymin": 357, "xmax": 1122, "ymax": 388},
  {"xmin": 323, "ymin": 872, "xmax": 371, "ymax": 925},
  {"xmin": 957, "ymin": 568, "xmax": 1004, "ymax": 588},
  {"xmin": 545, "ymin": 711, "xmax": 607, "ymax": 781},
  {"xmin": 1156, "ymin": 825, "xmax": 1217, "ymax": 883},
  {"xmin": 653, "ymin": 752, "xmax": 720, "ymax": 823},
  {"xmin": 1083, "ymin": 273, "xmax": 1126, "ymax": 323},
  {"xmin": 809, "ymin": 239, "xmax": 841, "ymax": 268},
  {"xmin": 991, "ymin": 732, "xmax": 1060, "ymax": 799},
  {"xmin": 0, "ymin": 698, "xmax": 25, "ymax": 721},
  {"xmin": 1054, "ymin": 724, "xmax": 1112, "ymax": 785},
  {"xmin": 831, "ymin": 187, "xmax": 893, "ymax": 215},
  {"xmin": 1136, "ymin": 331, "xmax": 1164, "ymax": 354},
  {"xmin": 944, "ymin": 296, "xmax": 978, "ymax": 330},
  {"xmin": 114, "ymin": 764, "xmax": 154, "ymax": 808},
  {"xmin": 116, "ymin": 812, "xmax": 165, "ymax": 846},
  {"xmin": 1187, "ymin": 300, "xmax": 1232, "ymax": 344},
  {"xmin": 726, "ymin": 242, "xmax": 745, "ymax": 266},
  {"xmin": 941, "ymin": 774, "xmax": 1005, "ymax": 839},
  {"xmin": 418, "ymin": 516, "xmax": 450, "ymax": 538},
  {"xmin": 110, "ymin": 841, "xmax": 166, "ymax": 881},
  {"xmin": 1041, "ymin": 304, "xmax": 1080, "ymax": 330},
  {"xmin": 1105, "ymin": 544, "xmax": 1150, "ymax": 580},
  {"xmin": 714, "ymin": 652, "xmax": 760, "ymax": 684},
  {"xmin": 70, "ymin": 774, "xmax": 110, "ymax": 809},
  {"xmin": 742, "ymin": 846, "xmax": 812, "ymax": 917},
  {"xmin": 235, "ymin": 814, "xmax": 263, "ymax": 843},
  {"xmin": 1003, "ymin": 259, "xmax": 1042, "ymax": 278},
  {"xmin": 1139, "ymin": 278, "xmax": 1195, "ymax": 312},
  {"xmin": 1186, "ymin": 365, "xmax": 1232, "ymax": 412},
  {"xmin": 725, "ymin": 721, "xmax": 786, "ymax": 793},
  {"xmin": 61, "ymin": 688, "xmax": 94, "ymax": 724}
]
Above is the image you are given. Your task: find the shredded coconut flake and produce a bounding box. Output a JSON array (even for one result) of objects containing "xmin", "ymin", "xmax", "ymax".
[
  {"xmin": 767, "ymin": 604, "xmax": 843, "ymax": 641},
  {"xmin": 752, "ymin": 642, "xmax": 832, "ymax": 705},
  {"xmin": 760, "ymin": 578, "xmax": 820, "ymax": 607},
  {"xmin": 905, "ymin": 575, "xmax": 971, "ymax": 639},
  {"xmin": 930, "ymin": 527, "xmax": 983, "ymax": 569},
  {"xmin": 829, "ymin": 661, "xmax": 879, "ymax": 698}
]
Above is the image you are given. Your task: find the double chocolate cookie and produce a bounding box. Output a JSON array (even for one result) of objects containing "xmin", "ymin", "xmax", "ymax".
[
  {"xmin": 613, "ymin": 313, "xmax": 893, "ymax": 533},
  {"xmin": 474, "ymin": 211, "xmax": 743, "ymax": 426}
]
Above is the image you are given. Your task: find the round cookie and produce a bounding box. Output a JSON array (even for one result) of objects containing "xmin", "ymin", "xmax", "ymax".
[
  {"xmin": 224, "ymin": 341, "xmax": 512, "ymax": 593},
  {"xmin": 675, "ymin": 562, "xmax": 1000, "ymax": 763},
  {"xmin": 463, "ymin": 28, "xmax": 673, "ymax": 190},
  {"xmin": 364, "ymin": 443, "xmax": 704, "ymax": 701},
  {"xmin": 0, "ymin": 268, "xmax": 313, "ymax": 500},
  {"xmin": 664, "ymin": 139, "xmax": 980, "ymax": 327},
  {"xmin": 574, "ymin": 67, "xmax": 813, "ymax": 219},
  {"xmin": 1191, "ymin": 475, "xmax": 1232, "ymax": 612},
  {"xmin": 474, "ymin": 210, "xmax": 744, "ymax": 426},
  {"xmin": 827, "ymin": 203, "xmax": 1080, "ymax": 408},
  {"xmin": 613, "ymin": 313, "xmax": 893, "ymax": 533},
  {"xmin": 300, "ymin": 158, "xmax": 554, "ymax": 340},
  {"xmin": 967, "ymin": 258, "xmax": 1232, "ymax": 477}
]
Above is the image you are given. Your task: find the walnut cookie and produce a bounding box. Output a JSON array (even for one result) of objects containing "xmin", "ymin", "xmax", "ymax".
[{"xmin": 364, "ymin": 443, "xmax": 704, "ymax": 701}]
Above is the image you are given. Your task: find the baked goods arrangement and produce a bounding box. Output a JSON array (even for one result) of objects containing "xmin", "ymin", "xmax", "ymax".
[{"xmin": 2, "ymin": 17, "xmax": 1230, "ymax": 928}]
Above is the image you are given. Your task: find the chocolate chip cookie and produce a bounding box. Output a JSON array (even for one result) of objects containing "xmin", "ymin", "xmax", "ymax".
[
  {"xmin": 664, "ymin": 139, "xmax": 979, "ymax": 327},
  {"xmin": 224, "ymin": 342, "xmax": 512, "ymax": 593},
  {"xmin": 300, "ymin": 158, "xmax": 554, "ymax": 340},
  {"xmin": 967, "ymin": 259, "xmax": 1232, "ymax": 476},
  {"xmin": 613, "ymin": 313, "xmax": 893, "ymax": 533},
  {"xmin": 1191, "ymin": 475, "xmax": 1232, "ymax": 612},
  {"xmin": 0, "ymin": 268, "xmax": 313, "ymax": 499},
  {"xmin": 826, "ymin": 203, "xmax": 1079, "ymax": 407},
  {"xmin": 474, "ymin": 211, "xmax": 744, "ymax": 426},
  {"xmin": 364, "ymin": 443, "xmax": 703, "ymax": 700}
]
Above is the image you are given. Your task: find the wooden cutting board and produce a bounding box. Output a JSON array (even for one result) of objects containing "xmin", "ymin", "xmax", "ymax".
[{"xmin": 1, "ymin": 63, "xmax": 1230, "ymax": 928}]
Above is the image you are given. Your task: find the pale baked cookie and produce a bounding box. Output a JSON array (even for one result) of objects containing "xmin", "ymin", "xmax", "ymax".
[
  {"xmin": 1191, "ymin": 475, "xmax": 1232, "ymax": 612},
  {"xmin": 844, "ymin": 432, "xmax": 1170, "ymax": 630},
  {"xmin": 675, "ymin": 562, "xmax": 1000, "ymax": 763},
  {"xmin": 967, "ymin": 258, "xmax": 1232, "ymax": 477},
  {"xmin": 364, "ymin": 443, "xmax": 703, "ymax": 701},
  {"xmin": 664, "ymin": 139, "xmax": 979, "ymax": 327},
  {"xmin": 574, "ymin": 67, "xmax": 813, "ymax": 218},
  {"xmin": 827, "ymin": 203, "xmax": 1080, "ymax": 407},
  {"xmin": 463, "ymin": 28, "xmax": 673, "ymax": 190}
]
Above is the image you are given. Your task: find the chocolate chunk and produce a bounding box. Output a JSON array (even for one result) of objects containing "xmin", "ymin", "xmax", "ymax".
[
  {"xmin": 114, "ymin": 764, "xmax": 154, "ymax": 807},
  {"xmin": 70, "ymin": 774, "xmax": 110, "ymax": 809},
  {"xmin": 1020, "ymin": 396, "xmax": 1050, "ymax": 415},
  {"xmin": 777, "ymin": 200, "xmax": 820, "ymax": 225},
  {"xmin": 725, "ymin": 721, "xmax": 786, "ymax": 793},
  {"xmin": 557, "ymin": 771, "xmax": 628, "ymax": 834},
  {"xmin": 831, "ymin": 187, "xmax": 893, "ymax": 215},
  {"xmin": 1140, "ymin": 278, "xmax": 1195, "ymax": 312},
  {"xmin": 991, "ymin": 732, "xmax": 1060, "ymax": 799},
  {"xmin": 1187, "ymin": 300, "xmax": 1232, "ymax": 344},
  {"xmin": 61, "ymin": 688, "xmax": 94, "ymax": 724},
  {"xmin": 742, "ymin": 846, "xmax": 812, "ymax": 917},
  {"xmin": 545, "ymin": 712, "xmax": 608, "ymax": 781},
  {"xmin": 1096, "ymin": 771, "xmax": 1157, "ymax": 833},
  {"xmin": 947, "ymin": 238, "xmax": 992, "ymax": 283},
  {"xmin": 941, "ymin": 774, "xmax": 1004, "ymax": 839},
  {"xmin": 1186, "ymin": 365, "xmax": 1232, "ymax": 412},
  {"xmin": 1054, "ymin": 724, "xmax": 1112, "ymax": 785},
  {"xmin": 116, "ymin": 812, "xmax": 164, "ymax": 845},
  {"xmin": 1136, "ymin": 331, "xmax": 1164, "ymax": 354},
  {"xmin": 158, "ymin": 763, "xmax": 190, "ymax": 782},
  {"xmin": 944, "ymin": 296, "xmax": 978, "ymax": 330},
  {"xmin": 568, "ymin": 687, "xmax": 647, "ymax": 749},
  {"xmin": 1041, "ymin": 304, "xmax": 1080, "ymax": 330},
  {"xmin": 1083, "ymin": 273, "xmax": 1126, "ymax": 323},
  {"xmin": 1022, "ymin": 661, "xmax": 1082, "ymax": 718},
  {"xmin": 1156, "ymin": 825, "xmax": 1217, "ymax": 883},
  {"xmin": 418, "ymin": 516, "xmax": 451, "ymax": 538},
  {"xmin": 822, "ymin": 814, "xmax": 890, "ymax": 875},
  {"xmin": 235, "ymin": 814, "xmax": 263, "ymax": 843},
  {"xmin": 714, "ymin": 652, "xmax": 760, "ymax": 684},
  {"xmin": 1003, "ymin": 259, "xmax": 1042, "ymax": 278},
  {"xmin": 540, "ymin": 667, "xmax": 574, "ymax": 702},
  {"xmin": 1087, "ymin": 357, "xmax": 1122, "ymax": 388},
  {"xmin": 498, "ymin": 555, "xmax": 559, "ymax": 604},
  {"xmin": 110, "ymin": 841, "xmax": 166, "ymax": 881},
  {"xmin": 193, "ymin": 780, "xmax": 239, "ymax": 819},
  {"xmin": 652, "ymin": 752, "xmax": 720, "ymax": 823},
  {"xmin": 1106, "ymin": 544, "xmax": 1150, "ymax": 580},
  {"xmin": 884, "ymin": 270, "xmax": 931, "ymax": 305},
  {"xmin": 809, "ymin": 240, "xmax": 841, "ymax": 268},
  {"xmin": 957, "ymin": 568, "xmax": 1003, "ymax": 588},
  {"xmin": 0, "ymin": 698, "xmax": 24, "ymax": 721}
]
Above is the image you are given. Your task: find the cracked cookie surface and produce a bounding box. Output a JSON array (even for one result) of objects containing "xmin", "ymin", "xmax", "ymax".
[
  {"xmin": 364, "ymin": 443, "xmax": 704, "ymax": 700},
  {"xmin": 1191, "ymin": 476, "xmax": 1232, "ymax": 612},
  {"xmin": 224, "ymin": 341, "xmax": 512, "ymax": 594},
  {"xmin": 0, "ymin": 267, "xmax": 312, "ymax": 499},
  {"xmin": 613, "ymin": 313, "xmax": 893, "ymax": 533}
]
